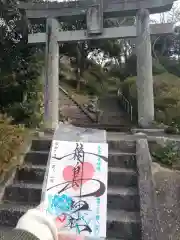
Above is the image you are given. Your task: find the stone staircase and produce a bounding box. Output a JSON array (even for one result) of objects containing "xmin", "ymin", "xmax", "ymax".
[
  {"xmin": 98, "ymin": 96, "xmax": 132, "ymax": 126},
  {"xmin": 74, "ymin": 96, "xmax": 133, "ymax": 132},
  {"xmin": 59, "ymin": 88, "xmax": 132, "ymax": 129},
  {"xmin": 59, "ymin": 87, "xmax": 94, "ymax": 125},
  {"xmin": 0, "ymin": 136, "xmax": 141, "ymax": 239}
]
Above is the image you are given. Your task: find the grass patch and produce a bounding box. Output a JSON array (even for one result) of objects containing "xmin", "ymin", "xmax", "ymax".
[{"xmin": 151, "ymin": 141, "xmax": 180, "ymax": 168}]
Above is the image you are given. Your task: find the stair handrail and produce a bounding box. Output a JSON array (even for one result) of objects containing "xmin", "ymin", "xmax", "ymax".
[
  {"xmin": 117, "ymin": 89, "xmax": 133, "ymax": 122},
  {"xmin": 59, "ymin": 85, "xmax": 96, "ymax": 123}
]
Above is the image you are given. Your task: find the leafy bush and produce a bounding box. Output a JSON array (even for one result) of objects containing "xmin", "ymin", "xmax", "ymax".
[
  {"xmin": 0, "ymin": 53, "xmax": 44, "ymax": 128},
  {"xmin": 151, "ymin": 141, "xmax": 180, "ymax": 167},
  {"xmin": 60, "ymin": 57, "xmax": 109, "ymax": 96},
  {"xmin": 159, "ymin": 57, "xmax": 180, "ymax": 77},
  {"xmin": 6, "ymin": 76, "xmax": 44, "ymax": 128},
  {"xmin": 152, "ymin": 58, "xmax": 167, "ymax": 75},
  {"xmin": 120, "ymin": 73, "xmax": 180, "ymax": 127},
  {"xmin": 124, "ymin": 54, "xmax": 166, "ymax": 77},
  {"xmin": 153, "ymin": 73, "xmax": 180, "ymax": 127},
  {"xmin": 0, "ymin": 115, "xmax": 28, "ymax": 181}
]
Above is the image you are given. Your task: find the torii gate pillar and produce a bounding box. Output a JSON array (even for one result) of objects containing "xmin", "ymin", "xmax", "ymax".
[
  {"xmin": 44, "ymin": 18, "xmax": 59, "ymax": 130},
  {"xmin": 136, "ymin": 9, "xmax": 154, "ymax": 127}
]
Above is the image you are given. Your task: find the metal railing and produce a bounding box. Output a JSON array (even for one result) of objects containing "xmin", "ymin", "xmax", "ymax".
[{"xmin": 117, "ymin": 89, "xmax": 133, "ymax": 122}]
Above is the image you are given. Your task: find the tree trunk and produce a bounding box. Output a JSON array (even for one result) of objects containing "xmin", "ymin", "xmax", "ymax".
[{"xmin": 76, "ymin": 67, "xmax": 81, "ymax": 92}]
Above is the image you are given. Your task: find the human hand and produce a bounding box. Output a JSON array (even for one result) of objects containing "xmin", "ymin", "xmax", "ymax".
[{"xmin": 37, "ymin": 203, "xmax": 83, "ymax": 240}]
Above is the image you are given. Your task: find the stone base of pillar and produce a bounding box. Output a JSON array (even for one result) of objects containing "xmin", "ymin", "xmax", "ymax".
[
  {"xmin": 138, "ymin": 117, "xmax": 154, "ymax": 128},
  {"xmin": 35, "ymin": 128, "xmax": 55, "ymax": 138}
]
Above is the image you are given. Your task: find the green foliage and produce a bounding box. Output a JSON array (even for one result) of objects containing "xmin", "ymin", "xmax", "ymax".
[
  {"xmin": 60, "ymin": 57, "xmax": 109, "ymax": 96},
  {"xmin": 120, "ymin": 73, "xmax": 180, "ymax": 126},
  {"xmin": 124, "ymin": 55, "xmax": 137, "ymax": 77},
  {"xmin": 152, "ymin": 141, "xmax": 180, "ymax": 167},
  {"xmin": 159, "ymin": 57, "xmax": 180, "ymax": 77},
  {"xmin": 0, "ymin": 0, "xmax": 44, "ymax": 128},
  {"xmin": 0, "ymin": 52, "xmax": 44, "ymax": 128},
  {"xmin": 153, "ymin": 73, "xmax": 180, "ymax": 126},
  {"xmin": 6, "ymin": 87, "xmax": 43, "ymax": 128},
  {"xmin": 0, "ymin": 115, "xmax": 28, "ymax": 180},
  {"xmin": 123, "ymin": 54, "xmax": 166, "ymax": 78},
  {"xmin": 152, "ymin": 58, "xmax": 167, "ymax": 75},
  {"xmin": 164, "ymin": 125, "xmax": 179, "ymax": 134}
]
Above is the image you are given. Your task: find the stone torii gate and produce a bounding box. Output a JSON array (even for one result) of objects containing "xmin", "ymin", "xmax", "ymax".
[{"xmin": 19, "ymin": 0, "xmax": 175, "ymax": 129}]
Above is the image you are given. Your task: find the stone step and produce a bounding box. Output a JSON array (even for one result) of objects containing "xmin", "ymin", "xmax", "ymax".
[
  {"xmin": 4, "ymin": 183, "xmax": 139, "ymax": 212},
  {"xmin": 0, "ymin": 203, "xmax": 35, "ymax": 227},
  {"xmin": 31, "ymin": 139, "xmax": 51, "ymax": 151},
  {"xmin": 4, "ymin": 183, "xmax": 42, "ymax": 204},
  {"xmin": 63, "ymin": 111, "xmax": 88, "ymax": 116},
  {"xmin": 107, "ymin": 187, "xmax": 140, "ymax": 212},
  {"xmin": 0, "ymin": 203, "xmax": 141, "ymax": 239},
  {"xmin": 16, "ymin": 165, "xmax": 137, "ymax": 187},
  {"xmin": 100, "ymin": 119, "xmax": 128, "ymax": 125},
  {"xmin": 16, "ymin": 164, "xmax": 45, "ymax": 182},
  {"xmin": 63, "ymin": 114, "xmax": 91, "ymax": 120},
  {"xmin": 100, "ymin": 117, "xmax": 126, "ymax": 122},
  {"xmin": 72, "ymin": 120, "xmax": 92, "ymax": 125},
  {"xmin": 31, "ymin": 139, "xmax": 135, "ymax": 152},
  {"xmin": 107, "ymin": 209, "xmax": 140, "ymax": 239},
  {"xmin": 60, "ymin": 106, "xmax": 93, "ymax": 123},
  {"xmin": 24, "ymin": 151, "xmax": 48, "ymax": 165},
  {"xmin": 108, "ymin": 167, "xmax": 137, "ymax": 187},
  {"xmin": 24, "ymin": 150, "xmax": 136, "ymax": 169},
  {"xmin": 108, "ymin": 152, "xmax": 136, "ymax": 169},
  {"xmin": 108, "ymin": 140, "xmax": 135, "ymax": 153},
  {"xmin": 73, "ymin": 124, "xmax": 132, "ymax": 132},
  {"xmin": 72, "ymin": 120, "xmax": 93, "ymax": 124}
]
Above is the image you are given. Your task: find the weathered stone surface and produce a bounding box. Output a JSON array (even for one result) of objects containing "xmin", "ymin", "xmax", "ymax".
[
  {"xmin": 136, "ymin": 9, "xmax": 154, "ymax": 127},
  {"xmin": 153, "ymin": 165, "xmax": 180, "ymax": 240},
  {"xmin": 108, "ymin": 140, "xmax": 136, "ymax": 153},
  {"xmin": 98, "ymin": 96, "xmax": 131, "ymax": 126},
  {"xmin": 107, "ymin": 210, "xmax": 141, "ymax": 239},
  {"xmin": 31, "ymin": 139, "xmax": 51, "ymax": 151},
  {"xmin": 108, "ymin": 167, "xmax": 137, "ymax": 187},
  {"xmin": 44, "ymin": 18, "xmax": 59, "ymax": 130},
  {"xmin": 136, "ymin": 138, "xmax": 159, "ymax": 240},
  {"xmin": 108, "ymin": 152, "xmax": 136, "ymax": 169},
  {"xmin": 107, "ymin": 187, "xmax": 140, "ymax": 212},
  {"xmin": 24, "ymin": 151, "xmax": 48, "ymax": 165},
  {"xmin": 0, "ymin": 203, "xmax": 35, "ymax": 227}
]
